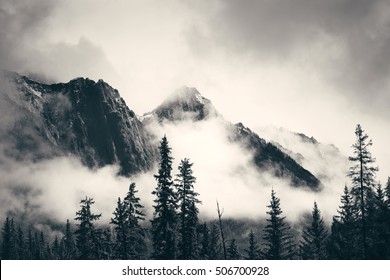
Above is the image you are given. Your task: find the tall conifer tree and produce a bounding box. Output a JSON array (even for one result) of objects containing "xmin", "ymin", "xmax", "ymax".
[
  {"xmin": 199, "ymin": 222, "xmax": 210, "ymax": 259},
  {"xmin": 151, "ymin": 136, "xmax": 177, "ymax": 259},
  {"xmin": 328, "ymin": 186, "xmax": 358, "ymax": 259},
  {"xmin": 262, "ymin": 189, "xmax": 296, "ymax": 260},
  {"xmin": 300, "ymin": 202, "xmax": 328, "ymax": 259},
  {"xmin": 209, "ymin": 223, "xmax": 223, "ymax": 260},
  {"xmin": 348, "ymin": 124, "xmax": 378, "ymax": 259},
  {"xmin": 62, "ymin": 219, "xmax": 76, "ymax": 259},
  {"xmin": 74, "ymin": 197, "xmax": 102, "ymax": 259},
  {"xmin": 175, "ymin": 158, "xmax": 200, "ymax": 259},
  {"xmin": 111, "ymin": 182, "xmax": 146, "ymax": 259}
]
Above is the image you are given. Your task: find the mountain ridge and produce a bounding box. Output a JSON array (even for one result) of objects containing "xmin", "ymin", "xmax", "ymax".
[
  {"xmin": 1, "ymin": 73, "xmax": 324, "ymax": 189},
  {"xmin": 142, "ymin": 86, "xmax": 322, "ymax": 190},
  {"xmin": 1, "ymin": 71, "xmax": 157, "ymax": 175}
]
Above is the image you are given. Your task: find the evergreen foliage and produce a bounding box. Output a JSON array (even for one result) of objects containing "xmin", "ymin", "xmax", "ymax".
[
  {"xmin": 199, "ymin": 222, "xmax": 210, "ymax": 259},
  {"xmin": 300, "ymin": 202, "xmax": 328, "ymax": 259},
  {"xmin": 2, "ymin": 124, "xmax": 390, "ymax": 260},
  {"xmin": 328, "ymin": 186, "xmax": 358, "ymax": 259},
  {"xmin": 175, "ymin": 158, "xmax": 200, "ymax": 259},
  {"xmin": 262, "ymin": 189, "xmax": 296, "ymax": 260},
  {"xmin": 209, "ymin": 223, "xmax": 223, "ymax": 259},
  {"xmin": 62, "ymin": 219, "xmax": 77, "ymax": 259},
  {"xmin": 348, "ymin": 124, "xmax": 378, "ymax": 259},
  {"xmin": 111, "ymin": 182, "xmax": 146, "ymax": 259},
  {"xmin": 1, "ymin": 217, "xmax": 17, "ymax": 259},
  {"xmin": 227, "ymin": 239, "xmax": 241, "ymax": 259},
  {"xmin": 74, "ymin": 197, "xmax": 102, "ymax": 259},
  {"xmin": 244, "ymin": 229, "xmax": 261, "ymax": 260},
  {"xmin": 150, "ymin": 136, "xmax": 178, "ymax": 259}
]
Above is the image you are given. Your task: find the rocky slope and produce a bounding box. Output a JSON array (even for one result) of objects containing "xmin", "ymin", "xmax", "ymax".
[
  {"xmin": 1, "ymin": 72, "xmax": 156, "ymax": 175},
  {"xmin": 142, "ymin": 86, "xmax": 321, "ymax": 190}
]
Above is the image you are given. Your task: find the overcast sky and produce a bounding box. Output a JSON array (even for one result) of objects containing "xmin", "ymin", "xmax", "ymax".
[{"xmin": 1, "ymin": 0, "xmax": 390, "ymax": 181}]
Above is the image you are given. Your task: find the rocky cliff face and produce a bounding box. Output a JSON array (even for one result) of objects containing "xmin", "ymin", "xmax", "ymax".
[
  {"xmin": 1, "ymin": 72, "xmax": 157, "ymax": 175},
  {"xmin": 1, "ymin": 73, "xmax": 322, "ymax": 189},
  {"xmin": 230, "ymin": 123, "xmax": 321, "ymax": 189}
]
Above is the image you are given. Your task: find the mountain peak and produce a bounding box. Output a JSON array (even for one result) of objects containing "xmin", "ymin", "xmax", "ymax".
[
  {"xmin": 167, "ymin": 86, "xmax": 206, "ymax": 105},
  {"xmin": 2, "ymin": 72, "xmax": 157, "ymax": 175},
  {"xmin": 142, "ymin": 86, "xmax": 219, "ymax": 123}
]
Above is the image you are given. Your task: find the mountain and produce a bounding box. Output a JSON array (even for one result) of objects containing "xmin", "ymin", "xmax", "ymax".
[
  {"xmin": 1, "ymin": 73, "xmax": 323, "ymax": 189},
  {"xmin": 142, "ymin": 86, "xmax": 322, "ymax": 190},
  {"xmin": 258, "ymin": 126, "xmax": 348, "ymax": 185},
  {"xmin": 0, "ymin": 72, "xmax": 156, "ymax": 175},
  {"xmin": 141, "ymin": 86, "xmax": 219, "ymax": 123}
]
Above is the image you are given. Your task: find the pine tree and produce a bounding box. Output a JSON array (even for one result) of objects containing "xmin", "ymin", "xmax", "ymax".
[
  {"xmin": 62, "ymin": 219, "xmax": 76, "ymax": 259},
  {"xmin": 227, "ymin": 239, "xmax": 241, "ymax": 260},
  {"xmin": 1, "ymin": 217, "xmax": 17, "ymax": 259},
  {"xmin": 26, "ymin": 227, "xmax": 34, "ymax": 259},
  {"xmin": 52, "ymin": 236, "xmax": 61, "ymax": 259},
  {"xmin": 300, "ymin": 202, "xmax": 328, "ymax": 259},
  {"xmin": 175, "ymin": 158, "xmax": 200, "ymax": 259},
  {"xmin": 348, "ymin": 124, "xmax": 378, "ymax": 259},
  {"xmin": 111, "ymin": 182, "xmax": 146, "ymax": 259},
  {"xmin": 209, "ymin": 223, "xmax": 223, "ymax": 260},
  {"xmin": 328, "ymin": 185, "xmax": 358, "ymax": 259},
  {"xmin": 39, "ymin": 231, "xmax": 51, "ymax": 259},
  {"xmin": 111, "ymin": 198, "xmax": 128, "ymax": 259},
  {"xmin": 262, "ymin": 189, "xmax": 296, "ymax": 260},
  {"xmin": 151, "ymin": 136, "xmax": 177, "ymax": 259},
  {"xmin": 385, "ymin": 177, "xmax": 390, "ymax": 208},
  {"xmin": 371, "ymin": 183, "xmax": 390, "ymax": 259},
  {"xmin": 245, "ymin": 229, "xmax": 261, "ymax": 260},
  {"xmin": 98, "ymin": 228, "xmax": 114, "ymax": 260},
  {"xmin": 124, "ymin": 182, "xmax": 147, "ymax": 259},
  {"xmin": 199, "ymin": 222, "xmax": 210, "ymax": 259},
  {"xmin": 74, "ymin": 196, "xmax": 102, "ymax": 259},
  {"xmin": 16, "ymin": 226, "xmax": 26, "ymax": 259}
]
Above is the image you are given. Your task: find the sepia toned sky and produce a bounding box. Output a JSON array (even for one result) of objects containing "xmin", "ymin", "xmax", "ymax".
[{"xmin": 1, "ymin": 0, "xmax": 390, "ymax": 182}]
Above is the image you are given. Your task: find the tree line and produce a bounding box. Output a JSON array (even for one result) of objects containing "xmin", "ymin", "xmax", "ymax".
[{"xmin": 2, "ymin": 125, "xmax": 390, "ymax": 260}]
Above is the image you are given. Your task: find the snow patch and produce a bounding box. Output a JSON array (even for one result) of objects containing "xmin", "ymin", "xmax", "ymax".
[{"xmin": 24, "ymin": 82, "xmax": 42, "ymax": 98}]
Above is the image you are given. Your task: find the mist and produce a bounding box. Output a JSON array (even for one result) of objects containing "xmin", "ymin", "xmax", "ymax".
[
  {"xmin": 142, "ymin": 115, "xmax": 346, "ymax": 224},
  {"xmin": 0, "ymin": 114, "xmax": 347, "ymax": 232},
  {"xmin": 1, "ymin": 0, "xmax": 388, "ymax": 233}
]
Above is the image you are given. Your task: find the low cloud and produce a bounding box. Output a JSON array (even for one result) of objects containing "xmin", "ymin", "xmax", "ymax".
[
  {"xmin": 0, "ymin": 119, "xmax": 348, "ymax": 239},
  {"xmin": 0, "ymin": 1, "xmax": 117, "ymax": 84},
  {"xmin": 144, "ymin": 116, "xmax": 346, "ymax": 224}
]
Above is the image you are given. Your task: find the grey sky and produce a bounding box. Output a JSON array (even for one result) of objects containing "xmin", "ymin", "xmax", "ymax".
[
  {"xmin": 1, "ymin": 0, "xmax": 389, "ymax": 181},
  {"xmin": 188, "ymin": 0, "xmax": 390, "ymax": 116}
]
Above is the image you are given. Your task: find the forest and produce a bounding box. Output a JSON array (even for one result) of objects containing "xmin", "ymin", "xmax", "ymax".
[{"xmin": 1, "ymin": 124, "xmax": 390, "ymax": 260}]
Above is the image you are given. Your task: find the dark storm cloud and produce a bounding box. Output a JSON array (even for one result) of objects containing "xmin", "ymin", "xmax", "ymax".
[
  {"xmin": 0, "ymin": 0, "xmax": 54, "ymax": 71},
  {"xmin": 0, "ymin": 0, "xmax": 116, "ymax": 82},
  {"xmin": 186, "ymin": 0, "xmax": 390, "ymax": 116}
]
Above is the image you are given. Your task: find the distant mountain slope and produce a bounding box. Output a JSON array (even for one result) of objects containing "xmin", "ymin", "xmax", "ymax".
[
  {"xmin": 1, "ymin": 72, "xmax": 157, "ymax": 175},
  {"xmin": 142, "ymin": 86, "xmax": 321, "ymax": 190},
  {"xmin": 258, "ymin": 126, "xmax": 348, "ymax": 185}
]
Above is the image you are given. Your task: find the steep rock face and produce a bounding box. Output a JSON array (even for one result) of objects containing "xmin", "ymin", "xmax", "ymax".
[
  {"xmin": 258, "ymin": 126, "xmax": 348, "ymax": 184},
  {"xmin": 142, "ymin": 86, "xmax": 321, "ymax": 190},
  {"xmin": 1, "ymin": 72, "xmax": 156, "ymax": 175},
  {"xmin": 230, "ymin": 123, "xmax": 321, "ymax": 189}
]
